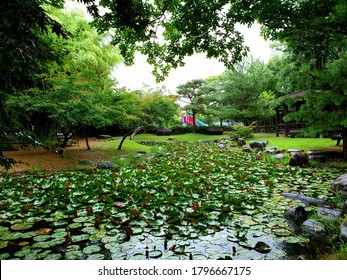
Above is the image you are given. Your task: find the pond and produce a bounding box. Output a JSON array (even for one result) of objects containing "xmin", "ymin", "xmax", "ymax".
[{"xmin": 0, "ymin": 142, "xmax": 340, "ymax": 260}]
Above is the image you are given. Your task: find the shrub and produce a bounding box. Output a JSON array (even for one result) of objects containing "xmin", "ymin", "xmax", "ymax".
[{"xmin": 229, "ymin": 125, "xmax": 254, "ymax": 139}]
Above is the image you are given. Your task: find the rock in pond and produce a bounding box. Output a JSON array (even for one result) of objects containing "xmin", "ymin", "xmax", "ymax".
[
  {"xmin": 340, "ymin": 221, "xmax": 347, "ymax": 240},
  {"xmin": 332, "ymin": 174, "xmax": 347, "ymax": 198},
  {"xmin": 317, "ymin": 207, "xmax": 342, "ymax": 219},
  {"xmin": 302, "ymin": 219, "xmax": 327, "ymax": 238},
  {"xmin": 284, "ymin": 206, "xmax": 308, "ymax": 225}
]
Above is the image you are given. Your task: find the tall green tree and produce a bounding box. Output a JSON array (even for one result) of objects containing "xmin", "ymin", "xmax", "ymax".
[
  {"xmin": 0, "ymin": 0, "xmax": 68, "ymax": 169},
  {"xmin": 177, "ymin": 79, "xmax": 215, "ymax": 132},
  {"xmin": 217, "ymin": 58, "xmax": 276, "ymax": 125},
  {"xmin": 6, "ymin": 7, "xmax": 122, "ymax": 149}
]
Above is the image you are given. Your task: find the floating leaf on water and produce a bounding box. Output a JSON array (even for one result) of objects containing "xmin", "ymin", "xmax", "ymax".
[
  {"xmin": 101, "ymin": 236, "xmax": 119, "ymax": 244},
  {"xmin": 65, "ymin": 250, "xmax": 83, "ymax": 260},
  {"xmin": 149, "ymin": 250, "xmax": 163, "ymax": 259},
  {"xmin": 0, "ymin": 241, "xmax": 8, "ymax": 249},
  {"xmin": 50, "ymin": 220, "xmax": 68, "ymax": 228},
  {"xmin": 71, "ymin": 234, "xmax": 89, "ymax": 243},
  {"xmin": 227, "ymin": 235, "xmax": 239, "ymax": 242},
  {"xmin": 66, "ymin": 245, "xmax": 80, "ymax": 252},
  {"xmin": 33, "ymin": 241, "xmax": 52, "ymax": 249},
  {"xmin": 87, "ymin": 254, "xmax": 105, "ymax": 260},
  {"xmin": 68, "ymin": 223, "xmax": 83, "ymax": 229},
  {"xmin": 130, "ymin": 254, "xmax": 147, "ymax": 260},
  {"xmin": 282, "ymin": 236, "xmax": 302, "ymax": 244},
  {"xmin": 111, "ymin": 252, "xmax": 127, "ymax": 260},
  {"xmin": 44, "ymin": 253, "xmax": 62, "ymax": 260},
  {"xmin": 83, "ymin": 245, "xmax": 101, "ymax": 255},
  {"xmin": 272, "ymin": 228, "xmax": 292, "ymax": 237},
  {"xmin": 36, "ymin": 228, "xmax": 53, "ymax": 235},
  {"xmin": 73, "ymin": 216, "xmax": 90, "ymax": 223},
  {"xmin": 0, "ymin": 253, "xmax": 10, "ymax": 260},
  {"xmin": 51, "ymin": 231, "xmax": 67, "ymax": 239},
  {"xmin": 243, "ymin": 250, "xmax": 264, "ymax": 260},
  {"xmin": 33, "ymin": 235, "xmax": 51, "ymax": 242},
  {"xmin": 18, "ymin": 241, "xmax": 30, "ymax": 247},
  {"xmin": 14, "ymin": 247, "xmax": 31, "ymax": 257},
  {"xmin": 254, "ymin": 241, "xmax": 271, "ymax": 253},
  {"xmin": 123, "ymin": 226, "xmax": 133, "ymax": 236},
  {"xmin": 11, "ymin": 223, "xmax": 33, "ymax": 231}
]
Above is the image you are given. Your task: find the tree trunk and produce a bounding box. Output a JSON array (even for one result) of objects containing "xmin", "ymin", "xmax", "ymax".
[
  {"xmin": 130, "ymin": 125, "xmax": 145, "ymax": 140},
  {"xmin": 343, "ymin": 127, "xmax": 347, "ymax": 160},
  {"xmin": 117, "ymin": 131, "xmax": 132, "ymax": 150},
  {"xmin": 192, "ymin": 111, "xmax": 197, "ymax": 133},
  {"xmin": 85, "ymin": 137, "xmax": 90, "ymax": 150}
]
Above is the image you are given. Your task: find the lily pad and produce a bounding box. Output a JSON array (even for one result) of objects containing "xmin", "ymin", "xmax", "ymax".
[
  {"xmin": 44, "ymin": 253, "xmax": 62, "ymax": 260},
  {"xmin": 0, "ymin": 253, "xmax": 10, "ymax": 260},
  {"xmin": 11, "ymin": 223, "xmax": 34, "ymax": 231},
  {"xmin": 83, "ymin": 245, "xmax": 101, "ymax": 255},
  {"xmin": 65, "ymin": 250, "xmax": 84, "ymax": 260},
  {"xmin": 149, "ymin": 250, "xmax": 163, "ymax": 258},
  {"xmin": 254, "ymin": 241, "xmax": 271, "ymax": 253},
  {"xmin": 87, "ymin": 253, "xmax": 105, "ymax": 260},
  {"xmin": 36, "ymin": 228, "xmax": 53, "ymax": 235},
  {"xmin": 71, "ymin": 234, "xmax": 89, "ymax": 243}
]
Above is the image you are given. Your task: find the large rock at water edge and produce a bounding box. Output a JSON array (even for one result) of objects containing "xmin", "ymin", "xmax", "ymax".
[
  {"xmin": 340, "ymin": 221, "xmax": 347, "ymax": 240},
  {"xmin": 332, "ymin": 174, "xmax": 347, "ymax": 189},
  {"xmin": 284, "ymin": 206, "xmax": 308, "ymax": 225},
  {"xmin": 302, "ymin": 219, "xmax": 327, "ymax": 238},
  {"xmin": 332, "ymin": 174, "xmax": 347, "ymax": 198}
]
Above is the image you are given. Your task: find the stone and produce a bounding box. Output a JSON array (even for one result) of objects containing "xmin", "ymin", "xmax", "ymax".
[
  {"xmin": 237, "ymin": 138, "xmax": 246, "ymax": 147},
  {"xmin": 317, "ymin": 207, "xmax": 342, "ymax": 219},
  {"xmin": 256, "ymin": 151, "xmax": 264, "ymax": 160},
  {"xmin": 97, "ymin": 161, "xmax": 116, "ymax": 169},
  {"xmin": 249, "ymin": 140, "xmax": 268, "ymax": 150},
  {"xmin": 284, "ymin": 206, "xmax": 308, "ymax": 225},
  {"xmin": 289, "ymin": 152, "xmax": 309, "ymax": 167},
  {"xmin": 78, "ymin": 160, "xmax": 94, "ymax": 166},
  {"xmin": 332, "ymin": 174, "xmax": 347, "ymax": 192},
  {"xmin": 137, "ymin": 150, "xmax": 147, "ymax": 154},
  {"xmin": 302, "ymin": 219, "xmax": 327, "ymax": 238},
  {"xmin": 168, "ymin": 137, "xmax": 175, "ymax": 141},
  {"xmin": 265, "ymin": 146, "xmax": 277, "ymax": 154},
  {"xmin": 242, "ymin": 146, "xmax": 252, "ymax": 152},
  {"xmin": 288, "ymin": 148, "xmax": 304, "ymax": 153},
  {"xmin": 198, "ymin": 139, "xmax": 213, "ymax": 143},
  {"xmin": 281, "ymin": 192, "xmax": 328, "ymax": 207},
  {"xmin": 343, "ymin": 201, "xmax": 347, "ymax": 215},
  {"xmin": 307, "ymin": 150, "xmax": 326, "ymax": 162},
  {"xmin": 275, "ymin": 153, "xmax": 286, "ymax": 160},
  {"xmin": 340, "ymin": 221, "xmax": 347, "ymax": 239}
]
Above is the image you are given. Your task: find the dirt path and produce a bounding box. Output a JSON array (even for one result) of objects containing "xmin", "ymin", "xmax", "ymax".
[{"xmin": 1, "ymin": 138, "xmax": 114, "ymax": 174}]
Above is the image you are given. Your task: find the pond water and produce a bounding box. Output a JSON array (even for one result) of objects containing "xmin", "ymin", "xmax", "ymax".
[{"xmin": 0, "ymin": 142, "xmax": 340, "ymax": 260}]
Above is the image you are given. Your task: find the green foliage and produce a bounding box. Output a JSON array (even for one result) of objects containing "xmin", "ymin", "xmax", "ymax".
[
  {"xmin": 213, "ymin": 58, "xmax": 277, "ymax": 125},
  {"xmin": 79, "ymin": 0, "xmax": 249, "ymax": 81},
  {"xmin": 229, "ymin": 125, "xmax": 254, "ymax": 139}
]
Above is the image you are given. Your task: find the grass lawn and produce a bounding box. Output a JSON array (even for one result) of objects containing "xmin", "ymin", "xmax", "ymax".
[{"xmin": 133, "ymin": 132, "xmax": 342, "ymax": 152}]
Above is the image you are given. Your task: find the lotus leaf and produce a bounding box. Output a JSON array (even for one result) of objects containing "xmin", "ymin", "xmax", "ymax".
[
  {"xmin": 11, "ymin": 223, "xmax": 33, "ymax": 231},
  {"xmin": 87, "ymin": 253, "xmax": 105, "ymax": 260},
  {"xmin": 65, "ymin": 250, "xmax": 83, "ymax": 260},
  {"xmin": 83, "ymin": 245, "xmax": 101, "ymax": 255},
  {"xmin": 44, "ymin": 253, "xmax": 62, "ymax": 260}
]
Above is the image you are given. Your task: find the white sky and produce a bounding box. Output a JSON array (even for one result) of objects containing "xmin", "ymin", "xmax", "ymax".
[{"xmin": 113, "ymin": 24, "xmax": 273, "ymax": 93}]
